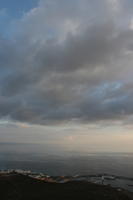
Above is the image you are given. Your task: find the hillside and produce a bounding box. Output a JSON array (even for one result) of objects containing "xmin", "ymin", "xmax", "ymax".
[{"xmin": 0, "ymin": 172, "xmax": 133, "ymax": 200}]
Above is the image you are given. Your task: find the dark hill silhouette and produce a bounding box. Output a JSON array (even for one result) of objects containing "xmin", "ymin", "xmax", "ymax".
[{"xmin": 0, "ymin": 173, "xmax": 132, "ymax": 200}]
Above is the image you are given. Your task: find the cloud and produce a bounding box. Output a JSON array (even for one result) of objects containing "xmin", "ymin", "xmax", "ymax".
[{"xmin": 1, "ymin": 0, "xmax": 133, "ymax": 125}]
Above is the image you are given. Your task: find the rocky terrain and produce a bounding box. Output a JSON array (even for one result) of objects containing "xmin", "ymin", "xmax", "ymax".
[{"xmin": 0, "ymin": 171, "xmax": 133, "ymax": 200}]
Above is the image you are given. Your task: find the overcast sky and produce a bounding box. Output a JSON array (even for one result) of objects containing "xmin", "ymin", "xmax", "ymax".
[{"xmin": 0, "ymin": 0, "xmax": 133, "ymax": 152}]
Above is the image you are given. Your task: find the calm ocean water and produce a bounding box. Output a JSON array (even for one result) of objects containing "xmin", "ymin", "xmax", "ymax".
[{"xmin": 0, "ymin": 143, "xmax": 133, "ymax": 177}]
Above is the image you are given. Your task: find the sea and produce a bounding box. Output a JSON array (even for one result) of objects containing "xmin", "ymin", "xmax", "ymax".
[{"xmin": 0, "ymin": 143, "xmax": 133, "ymax": 177}]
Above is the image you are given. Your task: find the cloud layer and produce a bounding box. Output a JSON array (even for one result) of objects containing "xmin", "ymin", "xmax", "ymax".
[{"xmin": 1, "ymin": 0, "xmax": 133, "ymax": 125}]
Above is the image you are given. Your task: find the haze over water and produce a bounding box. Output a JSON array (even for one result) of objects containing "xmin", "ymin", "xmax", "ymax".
[{"xmin": 0, "ymin": 143, "xmax": 133, "ymax": 177}]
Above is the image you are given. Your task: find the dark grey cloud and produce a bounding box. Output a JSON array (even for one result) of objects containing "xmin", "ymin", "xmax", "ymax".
[{"xmin": 0, "ymin": 0, "xmax": 133, "ymax": 125}]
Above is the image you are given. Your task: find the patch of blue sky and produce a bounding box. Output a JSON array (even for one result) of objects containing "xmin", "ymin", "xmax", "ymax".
[
  {"xmin": 89, "ymin": 81, "xmax": 123, "ymax": 98},
  {"xmin": 0, "ymin": 0, "xmax": 38, "ymax": 19},
  {"xmin": 0, "ymin": 0, "xmax": 38, "ymax": 38},
  {"xmin": 103, "ymin": 95, "xmax": 128, "ymax": 105}
]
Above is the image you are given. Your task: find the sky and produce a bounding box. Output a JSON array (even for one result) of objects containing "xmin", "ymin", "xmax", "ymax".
[{"xmin": 0, "ymin": 0, "xmax": 133, "ymax": 153}]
